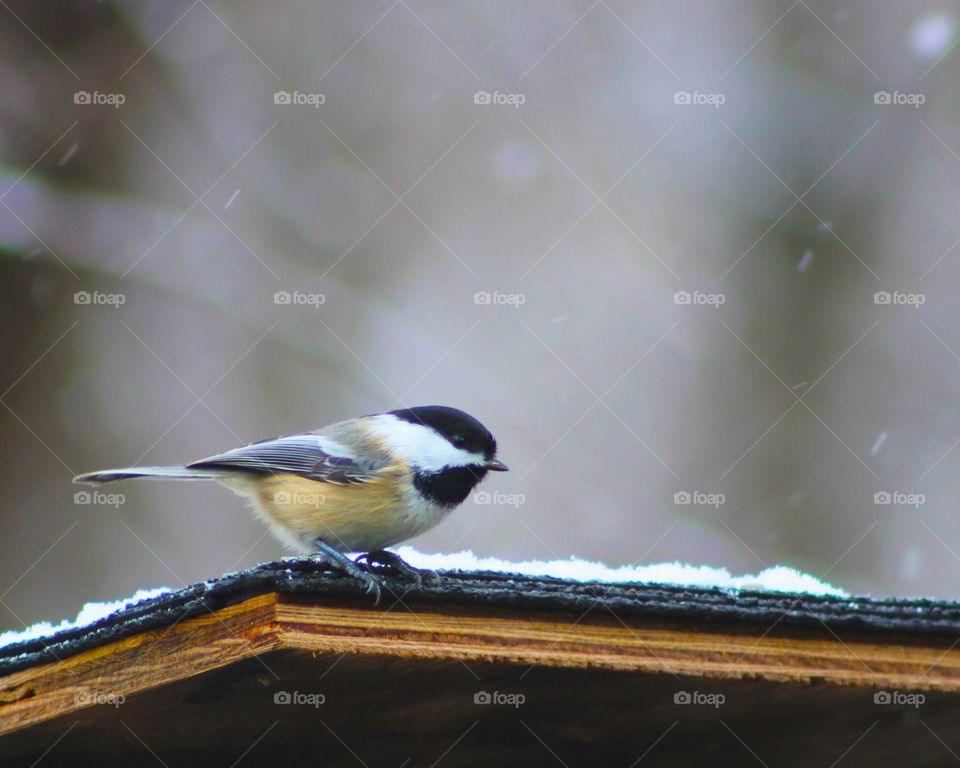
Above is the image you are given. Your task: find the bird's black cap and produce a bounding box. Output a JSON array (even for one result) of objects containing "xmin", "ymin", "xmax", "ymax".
[{"xmin": 388, "ymin": 405, "xmax": 499, "ymax": 461}]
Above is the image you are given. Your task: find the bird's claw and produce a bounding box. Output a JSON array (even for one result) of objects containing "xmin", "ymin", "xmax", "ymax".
[
  {"xmin": 310, "ymin": 540, "xmax": 383, "ymax": 605},
  {"xmin": 354, "ymin": 550, "xmax": 438, "ymax": 590},
  {"xmin": 357, "ymin": 570, "xmax": 383, "ymax": 605}
]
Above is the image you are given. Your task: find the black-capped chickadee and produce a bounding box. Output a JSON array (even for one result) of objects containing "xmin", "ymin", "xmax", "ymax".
[{"xmin": 74, "ymin": 405, "xmax": 508, "ymax": 600}]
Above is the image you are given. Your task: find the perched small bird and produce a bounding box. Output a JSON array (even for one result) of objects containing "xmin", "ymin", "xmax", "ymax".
[{"xmin": 74, "ymin": 405, "xmax": 508, "ymax": 600}]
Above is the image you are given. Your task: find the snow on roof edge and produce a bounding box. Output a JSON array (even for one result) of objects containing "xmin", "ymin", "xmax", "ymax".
[
  {"xmin": 0, "ymin": 550, "xmax": 846, "ymax": 651},
  {"xmin": 0, "ymin": 587, "xmax": 172, "ymax": 652},
  {"xmin": 394, "ymin": 547, "xmax": 849, "ymax": 598}
]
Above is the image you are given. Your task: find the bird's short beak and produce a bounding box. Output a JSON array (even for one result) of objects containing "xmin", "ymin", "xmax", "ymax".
[{"xmin": 486, "ymin": 458, "xmax": 509, "ymax": 471}]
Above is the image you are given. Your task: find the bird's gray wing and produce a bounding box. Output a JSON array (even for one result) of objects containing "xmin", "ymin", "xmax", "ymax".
[{"xmin": 186, "ymin": 433, "xmax": 385, "ymax": 485}]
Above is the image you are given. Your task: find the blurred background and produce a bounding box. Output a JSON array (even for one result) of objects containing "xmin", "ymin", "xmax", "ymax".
[{"xmin": 2, "ymin": 0, "xmax": 960, "ymax": 632}]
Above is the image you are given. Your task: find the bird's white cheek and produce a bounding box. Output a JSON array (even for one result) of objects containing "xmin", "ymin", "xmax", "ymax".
[{"xmin": 369, "ymin": 415, "xmax": 482, "ymax": 471}]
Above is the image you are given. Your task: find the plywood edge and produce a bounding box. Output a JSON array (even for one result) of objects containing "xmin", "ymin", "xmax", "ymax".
[
  {"xmin": 4, "ymin": 590, "xmax": 960, "ymax": 738},
  {"xmin": 0, "ymin": 593, "xmax": 281, "ymax": 736},
  {"xmin": 274, "ymin": 597, "xmax": 960, "ymax": 692}
]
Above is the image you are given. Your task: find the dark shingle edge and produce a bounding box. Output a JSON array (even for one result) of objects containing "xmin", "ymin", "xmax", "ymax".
[{"xmin": 1, "ymin": 558, "xmax": 959, "ymax": 675}]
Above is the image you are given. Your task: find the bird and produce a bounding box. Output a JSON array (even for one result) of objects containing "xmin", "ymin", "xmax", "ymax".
[{"xmin": 74, "ymin": 405, "xmax": 508, "ymax": 601}]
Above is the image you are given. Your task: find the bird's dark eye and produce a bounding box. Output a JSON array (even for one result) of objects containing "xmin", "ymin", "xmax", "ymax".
[{"xmin": 451, "ymin": 434, "xmax": 466, "ymax": 447}]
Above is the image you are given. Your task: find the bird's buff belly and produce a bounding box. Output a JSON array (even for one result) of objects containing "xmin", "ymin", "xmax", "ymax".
[{"xmin": 223, "ymin": 472, "xmax": 450, "ymax": 553}]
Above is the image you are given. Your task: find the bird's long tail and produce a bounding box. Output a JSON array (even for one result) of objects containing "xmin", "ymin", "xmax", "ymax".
[{"xmin": 73, "ymin": 466, "xmax": 226, "ymax": 485}]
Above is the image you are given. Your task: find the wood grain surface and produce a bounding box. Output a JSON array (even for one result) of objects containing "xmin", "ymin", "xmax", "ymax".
[{"xmin": 2, "ymin": 591, "xmax": 959, "ymax": 739}]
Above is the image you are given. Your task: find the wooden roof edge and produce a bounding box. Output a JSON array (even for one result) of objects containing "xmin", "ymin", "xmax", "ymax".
[
  {"xmin": 2, "ymin": 557, "xmax": 959, "ymax": 679},
  {"xmin": 4, "ymin": 590, "xmax": 960, "ymax": 737}
]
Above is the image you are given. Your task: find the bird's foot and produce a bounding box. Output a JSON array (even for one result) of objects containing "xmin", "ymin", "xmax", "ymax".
[
  {"xmin": 354, "ymin": 550, "xmax": 439, "ymax": 589},
  {"xmin": 311, "ymin": 539, "xmax": 383, "ymax": 605}
]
